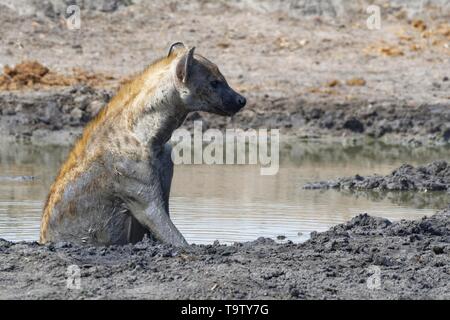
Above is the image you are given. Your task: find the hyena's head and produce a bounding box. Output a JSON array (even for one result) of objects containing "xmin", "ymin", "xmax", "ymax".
[{"xmin": 170, "ymin": 43, "xmax": 246, "ymax": 116}]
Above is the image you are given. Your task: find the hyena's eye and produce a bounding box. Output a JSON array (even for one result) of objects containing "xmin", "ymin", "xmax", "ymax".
[{"xmin": 210, "ymin": 80, "xmax": 221, "ymax": 89}]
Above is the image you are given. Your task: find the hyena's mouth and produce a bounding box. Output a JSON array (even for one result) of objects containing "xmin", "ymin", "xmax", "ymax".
[{"xmin": 213, "ymin": 106, "xmax": 235, "ymax": 116}]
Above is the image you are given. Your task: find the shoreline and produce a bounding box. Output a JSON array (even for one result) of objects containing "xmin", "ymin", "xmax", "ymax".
[
  {"xmin": 1, "ymin": 86, "xmax": 449, "ymax": 147},
  {"xmin": 0, "ymin": 208, "xmax": 448, "ymax": 299}
]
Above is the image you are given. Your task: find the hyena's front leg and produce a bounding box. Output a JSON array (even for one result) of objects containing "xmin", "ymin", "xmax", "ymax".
[
  {"xmin": 130, "ymin": 190, "xmax": 187, "ymax": 246},
  {"xmin": 158, "ymin": 143, "xmax": 174, "ymax": 215},
  {"xmin": 114, "ymin": 152, "xmax": 186, "ymax": 246},
  {"xmin": 124, "ymin": 175, "xmax": 187, "ymax": 247}
]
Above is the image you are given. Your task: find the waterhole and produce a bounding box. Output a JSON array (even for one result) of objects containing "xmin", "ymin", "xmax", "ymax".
[{"xmin": 0, "ymin": 139, "xmax": 448, "ymax": 244}]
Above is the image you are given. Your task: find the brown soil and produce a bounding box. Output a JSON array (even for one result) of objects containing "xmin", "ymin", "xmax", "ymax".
[{"xmin": 0, "ymin": 60, "xmax": 115, "ymax": 90}]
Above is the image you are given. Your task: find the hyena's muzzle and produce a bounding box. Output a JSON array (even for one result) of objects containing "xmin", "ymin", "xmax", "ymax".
[{"xmin": 213, "ymin": 81, "xmax": 246, "ymax": 116}]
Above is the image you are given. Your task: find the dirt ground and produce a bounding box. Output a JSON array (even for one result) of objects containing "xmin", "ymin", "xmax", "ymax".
[
  {"xmin": 0, "ymin": 208, "xmax": 448, "ymax": 299},
  {"xmin": 0, "ymin": 0, "xmax": 449, "ymax": 145}
]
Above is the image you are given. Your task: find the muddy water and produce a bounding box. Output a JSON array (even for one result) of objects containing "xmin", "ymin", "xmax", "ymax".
[{"xmin": 0, "ymin": 139, "xmax": 449, "ymax": 244}]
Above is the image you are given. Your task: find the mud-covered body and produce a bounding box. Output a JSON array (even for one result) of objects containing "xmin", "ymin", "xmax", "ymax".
[{"xmin": 44, "ymin": 145, "xmax": 173, "ymax": 245}]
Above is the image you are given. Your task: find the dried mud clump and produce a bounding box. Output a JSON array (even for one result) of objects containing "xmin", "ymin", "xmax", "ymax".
[{"xmin": 0, "ymin": 60, "xmax": 114, "ymax": 91}]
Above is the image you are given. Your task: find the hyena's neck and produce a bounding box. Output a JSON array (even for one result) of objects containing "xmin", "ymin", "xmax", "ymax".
[{"xmin": 130, "ymin": 76, "xmax": 188, "ymax": 148}]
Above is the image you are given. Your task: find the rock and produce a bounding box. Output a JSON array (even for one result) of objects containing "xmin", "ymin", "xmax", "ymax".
[
  {"xmin": 343, "ymin": 118, "xmax": 364, "ymax": 133},
  {"xmin": 289, "ymin": 288, "xmax": 305, "ymax": 298},
  {"xmin": 70, "ymin": 107, "xmax": 83, "ymax": 123},
  {"xmin": 432, "ymin": 246, "xmax": 444, "ymax": 255},
  {"xmin": 38, "ymin": 101, "xmax": 60, "ymax": 124},
  {"xmin": 54, "ymin": 241, "xmax": 72, "ymax": 249},
  {"xmin": 87, "ymin": 100, "xmax": 104, "ymax": 117},
  {"xmin": 74, "ymin": 95, "xmax": 89, "ymax": 110},
  {"xmin": 443, "ymin": 128, "xmax": 450, "ymax": 142}
]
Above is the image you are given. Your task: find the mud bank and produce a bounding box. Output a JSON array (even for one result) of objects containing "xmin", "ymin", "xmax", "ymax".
[
  {"xmin": 0, "ymin": 209, "xmax": 449, "ymax": 299},
  {"xmin": 0, "ymin": 86, "xmax": 111, "ymax": 145},
  {"xmin": 1, "ymin": 87, "xmax": 450, "ymax": 146},
  {"xmin": 304, "ymin": 160, "xmax": 450, "ymax": 192}
]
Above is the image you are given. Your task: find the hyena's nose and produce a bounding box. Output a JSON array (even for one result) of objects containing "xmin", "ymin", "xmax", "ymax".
[{"xmin": 237, "ymin": 96, "xmax": 246, "ymax": 108}]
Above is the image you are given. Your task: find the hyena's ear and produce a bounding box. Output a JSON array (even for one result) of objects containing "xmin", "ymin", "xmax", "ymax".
[
  {"xmin": 176, "ymin": 47, "xmax": 195, "ymax": 84},
  {"xmin": 167, "ymin": 42, "xmax": 186, "ymax": 57}
]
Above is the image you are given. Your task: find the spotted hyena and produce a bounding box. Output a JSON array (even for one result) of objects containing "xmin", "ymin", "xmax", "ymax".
[{"xmin": 40, "ymin": 42, "xmax": 246, "ymax": 246}]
